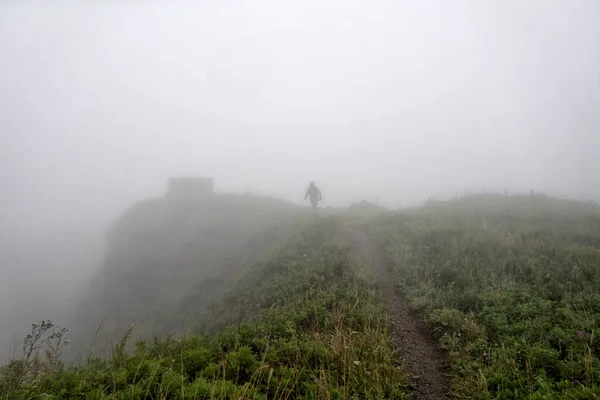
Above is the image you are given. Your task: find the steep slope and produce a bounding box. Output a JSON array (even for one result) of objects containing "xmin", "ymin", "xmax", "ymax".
[{"xmin": 69, "ymin": 192, "xmax": 304, "ymax": 356}]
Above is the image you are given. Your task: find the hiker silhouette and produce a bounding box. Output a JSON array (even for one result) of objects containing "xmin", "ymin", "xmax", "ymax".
[{"xmin": 304, "ymin": 181, "xmax": 322, "ymax": 216}]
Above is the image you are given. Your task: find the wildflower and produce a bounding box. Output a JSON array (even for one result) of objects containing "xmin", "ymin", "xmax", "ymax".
[
  {"xmin": 573, "ymin": 379, "xmax": 580, "ymax": 385},
  {"xmin": 576, "ymin": 330, "xmax": 586, "ymax": 339}
]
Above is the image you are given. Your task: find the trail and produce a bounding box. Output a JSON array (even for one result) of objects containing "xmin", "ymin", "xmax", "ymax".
[{"xmin": 351, "ymin": 229, "xmax": 449, "ymax": 400}]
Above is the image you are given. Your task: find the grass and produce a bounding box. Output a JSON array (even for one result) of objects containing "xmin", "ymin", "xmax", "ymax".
[
  {"xmin": 69, "ymin": 193, "xmax": 305, "ymax": 357},
  {"xmin": 0, "ymin": 219, "xmax": 408, "ymax": 399},
  {"xmin": 5, "ymin": 193, "xmax": 599, "ymax": 399},
  {"xmin": 368, "ymin": 194, "xmax": 600, "ymax": 399}
]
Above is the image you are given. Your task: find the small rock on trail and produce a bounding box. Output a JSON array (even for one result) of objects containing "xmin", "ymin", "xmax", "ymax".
[{"xmin": 352, "ymin": 229, "xmax": 449, "ymax": 400}]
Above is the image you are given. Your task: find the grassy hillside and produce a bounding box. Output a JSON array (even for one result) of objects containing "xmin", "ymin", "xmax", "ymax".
[
  {"xmin": 0, "ymin": 220, "xmax": 408, "ymax": 399},
  {"xmin": 3, "ymin": 193, "xmax": 599, "ymax": 399},
  {"xmin": 68, "ymin": 193, "xmax": 305, "ymax": 357},
  {"xmin": 368, "ymin": 194, "xmax": 600, "ymax": 399}
]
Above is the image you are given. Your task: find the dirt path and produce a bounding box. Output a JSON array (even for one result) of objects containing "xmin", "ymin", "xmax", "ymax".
[{"xmin": 351, "ymin": 229, "xmax": 449, "ymax": 400}]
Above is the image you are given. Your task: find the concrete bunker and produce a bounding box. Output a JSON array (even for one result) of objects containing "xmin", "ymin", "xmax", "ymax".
[{"xmin": 167, "ymin": 177, "xmax": 214, "ymax": 199}]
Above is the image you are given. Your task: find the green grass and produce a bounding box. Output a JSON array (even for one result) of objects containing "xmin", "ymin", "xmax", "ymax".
[
  {"xmin": 6, "ymin": 193, "xmax": 598, "ymax": 399},
  {"xmin": 69, "ymin": 193, "xmax": 305, "ymax": 357},
  {"xmin": 368, "ymin": 194, "xmax": 600, "ymax": 399},
  {"xmin": 1, "ymin": 219, "xmax": 408, "ymax": 400}
]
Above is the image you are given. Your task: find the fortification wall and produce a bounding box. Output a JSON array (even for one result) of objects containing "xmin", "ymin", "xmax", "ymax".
[{"xmin": 167, "ymin": 177, "xmax": 214, "ymax": 198}]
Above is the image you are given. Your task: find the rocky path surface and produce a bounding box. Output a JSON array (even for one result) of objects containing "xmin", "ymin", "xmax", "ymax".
[{"xmin": 352, "ymin": 229, "xmax": 449, "ymax": 400}]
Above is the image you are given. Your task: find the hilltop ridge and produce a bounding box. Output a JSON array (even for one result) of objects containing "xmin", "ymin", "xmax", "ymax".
[{"xmin": 68, "ymin": 180, "xmax": 306, "ymax": 356}]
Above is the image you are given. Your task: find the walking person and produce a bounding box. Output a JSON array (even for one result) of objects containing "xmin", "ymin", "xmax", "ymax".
[{"xmin": 304, "ymin": 181, "xmax": 322, "ymax": 216}]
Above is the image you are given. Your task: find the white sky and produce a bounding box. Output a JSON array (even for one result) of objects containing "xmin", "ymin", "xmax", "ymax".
[{"xmin": 2, "ymin": 1, "xmax": 599, "ymax": 223}]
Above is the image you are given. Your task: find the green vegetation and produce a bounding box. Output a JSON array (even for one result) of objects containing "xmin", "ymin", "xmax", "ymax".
[
  {"xmin": 4, "ymin": 193, "xmax": 600, "ymax": 399},
  {"xmin": 369, "ymin": 194, "xmax": 600, "ymax": 399},
  {"xmin": 1, "ymin": 220, "xmax": 407, "ymax": 399},
  {"xmin": 70, "ymin": 194, "xmax": 304, "ymax": 355}
]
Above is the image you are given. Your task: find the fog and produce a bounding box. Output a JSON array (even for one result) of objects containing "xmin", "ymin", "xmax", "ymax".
[{"xmin": 1, "ymin": 0, "xmax": 599, "ymax": 361}]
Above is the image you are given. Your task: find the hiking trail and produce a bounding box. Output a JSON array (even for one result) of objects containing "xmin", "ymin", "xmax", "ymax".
[{"xmin": 351, "ymin": 229, "xmax": 449, "ymax": 400}]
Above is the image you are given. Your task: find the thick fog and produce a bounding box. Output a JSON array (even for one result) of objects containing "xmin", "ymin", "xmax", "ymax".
[{"xmin": 1, "ymin": 0, "xmax": 599, "ymax": 361}]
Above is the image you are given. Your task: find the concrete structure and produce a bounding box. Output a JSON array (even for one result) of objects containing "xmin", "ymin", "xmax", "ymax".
[{"xmin": 167, "ymin": 177, "xmax": 214, "ymax": 199}]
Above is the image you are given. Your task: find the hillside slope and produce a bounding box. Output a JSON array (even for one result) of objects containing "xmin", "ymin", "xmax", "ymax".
[
  {"xmin": 69, "ymin": 192, "xmax": 304, "ymax": 356},
  {"xmin": 1, "ymin": 219, "xmax": 409, "ymax": 400},
  {"xmin": 4, "ymin": 193, "xmax": 599, "ymax": 399}
]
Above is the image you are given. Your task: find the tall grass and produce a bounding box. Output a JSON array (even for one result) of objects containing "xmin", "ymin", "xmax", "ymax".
[
  {"xmin": 369, "ymin": 194, "xmax": 600, "ymax": 399},
  {"xmin": 1, "ymin": 219, "xmax": 407, "ymax": 399}
]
